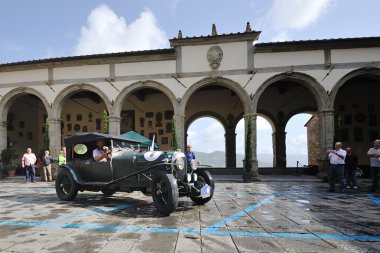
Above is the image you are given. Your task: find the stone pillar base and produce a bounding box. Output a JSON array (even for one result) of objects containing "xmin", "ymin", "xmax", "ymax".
[
  {"xmin": 316, "ymin": 172, "xmax": 328, "ymax": 182},
  {"xmin": 242, "ymin": 172, "xmax": 261, "ymax": 182}
]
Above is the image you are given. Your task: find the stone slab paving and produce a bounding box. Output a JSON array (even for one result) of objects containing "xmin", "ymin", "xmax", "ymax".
[{"xmin": 0, "ymin": 176, "xmax": 380, "ymax": 252}]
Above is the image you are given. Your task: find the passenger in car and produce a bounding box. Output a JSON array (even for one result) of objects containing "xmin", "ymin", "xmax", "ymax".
[{"xmin": 93, "ymin": 140, "xmax": 111, "ymax": 162}]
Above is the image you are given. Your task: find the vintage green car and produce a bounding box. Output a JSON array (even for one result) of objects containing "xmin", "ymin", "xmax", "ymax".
[{"xmin": 55, "ymin": 132, "xmax": 214, "ymax": 215}]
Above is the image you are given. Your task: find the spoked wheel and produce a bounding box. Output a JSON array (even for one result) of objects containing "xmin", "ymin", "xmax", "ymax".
[
  {"xmin": 190, "ymin": 170, "xmax": 214, "ymax": 205},
  {"xmin": 101, "ymin": 189, "xmax": 116, "ymax": 196},
  {"xmin": 151, "ymin": 170, "xmax": 178, "ymax": 216},
  {"xmin": 55, "ymin": 169, "xmax": 78, "ymax": 201}
]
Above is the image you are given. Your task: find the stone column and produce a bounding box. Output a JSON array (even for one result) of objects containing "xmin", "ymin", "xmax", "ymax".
[
  {"xmin": 251, "ymin": 114, "xmax": 260, "ymax": 181},
  {"xmin": 47, "ymin": 118, "xmax": 62, "ymax": 158},
  {"xmin": 273, "ymin": 125, "xmax": 287, "ymax": 169},
  {"xmin": 174, "ymin": 113, "xmax": 185, "ymax": 151},
  {"xmin": 0, "ymin": 121, "xmax": 7, "ymax": 151},
  {"xmin": 243, "ymin": 113, "xmax": 260, "ymax": 182},
  {"xmin": 317, "ymin": 109, "xmax": 335, "ymax": 180},
  {"xmin": 108, "ymin": 116, "xmax": 121, "ymax": 136},
  {"xmin": 225, "ymin": 126, "xmax": 237, "ymax": 168}
]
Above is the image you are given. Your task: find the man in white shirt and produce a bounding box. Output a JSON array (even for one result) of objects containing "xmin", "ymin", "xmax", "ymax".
[
  {"xmin": 327, "ymin": 142, "xmax": 347, "ymax": 192},
  {"xmin": 93, "ymin": 140, "xmax": 111, "ymax": 162},
  {"xmin": 22, "ymin": 148, "xmax": 37, "ymax": 183},
  {"xmin": 367, "ymin": 139, "xmax": 380, "ymax": 192}
]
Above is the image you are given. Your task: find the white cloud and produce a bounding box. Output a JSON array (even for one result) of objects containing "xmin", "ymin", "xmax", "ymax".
[
  {"xmin": 74, "ymin": 5, "xmax": 168, "ymax": 55},
  {"xmin": 264, "ymin": 0, "xmax": 332, "ymax": 41},
  {"xmin": 187, "ymin": 118, "xmax": 225, "ymax": 153}
]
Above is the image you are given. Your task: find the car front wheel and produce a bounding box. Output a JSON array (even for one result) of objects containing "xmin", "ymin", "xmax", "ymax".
[
  {"xmin": 190, "ymin": 170, "xmax": 214, "ymax": 205},
  {"xmin": 55, "ymin": 169, "xmax": 78, "ymax": 201},
  {"xmin": 151, "ymin": 170, "xmax": 179, "ymax": 216}
]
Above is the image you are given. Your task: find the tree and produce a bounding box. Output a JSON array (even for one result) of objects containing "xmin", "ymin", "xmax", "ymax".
[
  {"xmin": 44, "ymin": 121, "xmax": 50, "ymax": 150},
  {"xmin": 245, "ymin": 115, "xmax": 253, "ymax": 173},
  {"xmin": 243, "ymin": 115, "xmax": 253, "ymax": 183},
  {"xmin": 172, "ymin": 116, "xmax": 179, "ymax": 150},
  {"xmin": 103, "ymin": 110, "xmax": 109, "ymax": 134}
]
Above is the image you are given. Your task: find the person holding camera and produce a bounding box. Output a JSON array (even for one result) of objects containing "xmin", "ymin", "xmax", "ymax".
[
  {"xmin": 93, "ymin": 140, "xmax": 111, "ymax": 162},
  {"xmin": 327, "ymin": 142, "xmax": 347, "ymax": 192},
  {"xmin": 367, "ymin": 139, "xmax": 380, "ymax": 192}
]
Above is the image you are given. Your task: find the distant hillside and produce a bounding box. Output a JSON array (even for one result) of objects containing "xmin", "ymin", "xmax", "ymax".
[{"xmin": 193, "ymin": 151, "xmax": 308, "ymax": 168}]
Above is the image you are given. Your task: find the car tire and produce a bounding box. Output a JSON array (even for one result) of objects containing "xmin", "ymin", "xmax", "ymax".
[
  {"xmin": 101, "ymin": 189, "xmax": 116, "ymax": 196},
  {"xmin": 190, "ymin": 170, "xmax": 214, "ymax": 205},
  {"xmin": 55, "ymin": 169, "xmax": 78, "ymax": 201},
  {"xmin": 151, "ymin": 170, "xmax": 179, "ymax": 216}
]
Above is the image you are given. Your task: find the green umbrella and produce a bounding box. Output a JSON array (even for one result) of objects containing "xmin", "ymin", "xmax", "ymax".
[{"xmin": 119, "ymin": 131, "xmax": 159, "ymax": 149}]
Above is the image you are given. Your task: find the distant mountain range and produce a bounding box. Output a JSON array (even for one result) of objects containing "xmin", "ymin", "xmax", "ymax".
[{"xmin": 194, "ymin": 151, "xmax": 308, "ymax": 167}]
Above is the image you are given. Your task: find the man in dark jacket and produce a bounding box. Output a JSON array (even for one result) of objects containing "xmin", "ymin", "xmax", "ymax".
[{"xmin": 345, "ymin": 147, "xmax": 358, "ymax": 189}]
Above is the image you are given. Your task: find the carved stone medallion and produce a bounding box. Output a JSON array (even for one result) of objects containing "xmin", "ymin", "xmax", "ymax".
[{"xmin": 207, "ymin": 45, "xmax": 223, "ymax": 70}]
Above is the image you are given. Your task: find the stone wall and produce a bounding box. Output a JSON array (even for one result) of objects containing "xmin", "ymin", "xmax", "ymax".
[{"xmin": 305, "ymin": 115, "xmax": 319, "ymax": 165}]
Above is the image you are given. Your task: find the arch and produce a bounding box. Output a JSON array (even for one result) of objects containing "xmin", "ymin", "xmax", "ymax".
[
  {"xmin": 185, "ymin": 111, "xmax": 228, "ymax": 134},
  {"xmin": 0, "ymin": 87, "xmax": 51, "ymax": 121},
  {"xmin": 285, "ymin": 113, "xmax": 314, "ymax": 167},
  {"xmin": 252, "ymin": 72, "xmax": 328, "ymax": 112},
  {"xmin": 180, "ymin": 77, "xmax": 251, "ymax": 115},
  {"xmin": 256, "ymin": 110, "xmax": 277, "ymax": 131},
  {"xmin": 329, "ymin": 67, "xmax": 380, "ymax": 108},
  {"xmin": 52, "ymin": 83, "xmax": 112, "ymax": 118},
  {"xmin": 114, "ymin": 80, "xmax": 178, "ymax": 117},
  {"xmin": 282, "ymin": 107, "xmax": 317, "ymax": 126}
]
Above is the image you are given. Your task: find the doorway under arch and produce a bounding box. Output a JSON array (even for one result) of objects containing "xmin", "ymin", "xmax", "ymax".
[
  {"xmin": 235, "ymin": 116, "xmax": 274, "ymax": 168},
  {"xmin": 257, "ymin": 77, "xmax": 319, "ymax": 169},
  {"xmin": 285, "ymin": 113, "xmax": 313, "ymax": 167},
  {"xmin": 6, "ymin": 94, "xmax": 48, "ymax": 156},
  {"xmin": 333, "ymin": 73, "xmax": 380, "ymax": 167},
  {"xmin": 119, "ymin": 87, "xmax": 174, "ymax": 150},
  {"xmin": 60, "ymin": 91, "xmax": 108, "ymax": 143},
  {"xmin": 186, "ymin": 117, "xmax": 226, "ymax": 167}
]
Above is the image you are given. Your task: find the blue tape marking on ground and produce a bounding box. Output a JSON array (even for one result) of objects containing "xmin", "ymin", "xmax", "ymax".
[
  {"xmin": 214, "ymin": 192, "xmax": 274, "ymax": 196},
  {"xmin": 368, "ymin": 194, "xmax": 380, "ymax": 206},
  {"xmin": 1, "ymin": 220, "xmax": 380, "ymax": 241},
  {"xmin": 206, "ymin": 195, "xmax": 275, "ymax": 230},
  {"xmin": 39, "ymin": 204, "xmax": 136, "ymax": 224}
]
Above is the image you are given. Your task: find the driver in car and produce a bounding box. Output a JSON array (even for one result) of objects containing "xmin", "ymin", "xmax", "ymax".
[{"xmin": 93, "ymin": 140, "xmax": 111, "ymax": 162}]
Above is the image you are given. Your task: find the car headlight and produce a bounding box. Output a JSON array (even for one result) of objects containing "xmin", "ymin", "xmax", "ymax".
[
  {"xmin": 175, "ymin": 157, "xmax": 185, "ymax": 170},
  {"xmin": 171, "ymin": 151, "xmax": 186, "ymax": 171},
  {"xmin": 190, "ymin": 159, "xmax": 198, "ymax": 170}
]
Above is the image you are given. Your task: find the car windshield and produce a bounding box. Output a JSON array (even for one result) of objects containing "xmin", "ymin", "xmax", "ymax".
[{"xmin": 113, "ymin": 140, "xmax": 134, "ymax": 150}]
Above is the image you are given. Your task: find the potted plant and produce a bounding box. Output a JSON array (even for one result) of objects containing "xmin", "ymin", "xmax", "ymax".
[
  {"xmin": 1, "ymin": 149, "xmax": 19, "ymax": 177},
  {"xmin": 4, "ymin": 163, "xmax": 17, "ymax": 177}
]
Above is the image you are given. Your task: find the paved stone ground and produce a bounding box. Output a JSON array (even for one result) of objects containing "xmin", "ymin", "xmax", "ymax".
[{"xmin": 0, "ymin": 175, "xmax": 380, "ymax": 253}]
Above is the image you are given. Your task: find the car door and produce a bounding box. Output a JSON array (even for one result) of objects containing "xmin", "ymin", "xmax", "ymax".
[
  {"xmin": 73, "ymin": 143, "xmax": 112, "ymax": 182},
  {"xmin": 111, "ymin": 148, "xmax": 136, "ymax": 180}
]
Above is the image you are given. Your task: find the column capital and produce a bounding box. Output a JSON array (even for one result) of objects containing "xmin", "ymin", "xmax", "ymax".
[
  {"xmin": 46, "ymin": 118, "xmax": 61, "ymax": 125},
  {"xmin": 243, "ymin": 113, "xmax": 257, "ymax": 120},
  {"xmin": 108, "ymin": 116, "xmax": 121, "ymax": 122},
  {"xmin": 319, "ymin": 109, "xmax": 335, "ymax": 115}
]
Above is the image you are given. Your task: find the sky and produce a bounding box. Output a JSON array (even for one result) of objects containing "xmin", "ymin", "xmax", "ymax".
[{"xmin": 1, "ymin": 0, "xmax": 380, "ymax": 164}]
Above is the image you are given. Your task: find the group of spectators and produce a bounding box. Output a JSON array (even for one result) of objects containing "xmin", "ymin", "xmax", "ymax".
[
  {"xmin": 327, "ymin": 140, "xmax": 380, "ymax": 192},
  {"xmin": 22, "ymin": 148, "xmax": 66, "ymax": 183}
]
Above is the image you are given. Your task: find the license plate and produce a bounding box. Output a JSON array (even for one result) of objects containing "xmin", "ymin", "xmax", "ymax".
[{"xmin": 201, "ymin": 184, "xmax": 211, "ymax": 198}]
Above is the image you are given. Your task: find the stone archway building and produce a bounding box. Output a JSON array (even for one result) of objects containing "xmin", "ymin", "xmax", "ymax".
[{"xmin": 1, "ymin": 24, "xmax": 380, "ymax": 178}]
